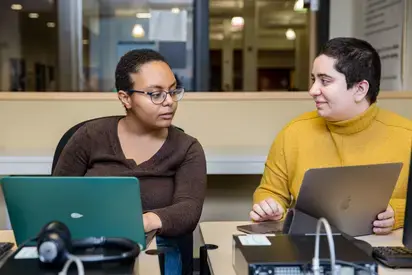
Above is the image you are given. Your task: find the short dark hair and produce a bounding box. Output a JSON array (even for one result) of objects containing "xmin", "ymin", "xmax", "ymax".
[
  {"xmin": 318, "ymin": 37, "xmax": 381, "ymax": 104},
  {"xmin": 115, "ymin": 49, "xmax": 169, "ymax": 92}
]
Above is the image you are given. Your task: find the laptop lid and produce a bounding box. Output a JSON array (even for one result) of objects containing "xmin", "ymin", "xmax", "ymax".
[
  {"xmin": 295, "ymin": 162, "xmax": 403, "ymax": 237},
  {"xmin": 1, "ymin": 176, "xmax": 148, "ymax": 249}
]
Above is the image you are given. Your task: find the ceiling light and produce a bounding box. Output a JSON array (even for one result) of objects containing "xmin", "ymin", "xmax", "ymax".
[
  {"xmin": 132, "ymin": 24, "xmax": 145, "ymax": 38},
  {"xmin": 294, "ymin": 0, "xmax": 307, "ymax": 12},
  {"xmin": 294, "ymin": 0, "xmax": 303, "ymax": 10},
  {"xmin": 171, "ymin": 7, "xmax": 180, "ymax": 13},
  {"xmin": 46, "ymin": 22, "xmax": 55, "ymax": 28},
  {"xmin": 136, "ymin": 12, "xmax": 151, "ymax": 18},
  {"xmin": 231, "ymin": 16, "xmax": 244, "ymax": 28},
  {"xmin": 29, "ymin": 13, "xmax": 39, "ymax": 19},
  {"xmin": 216, "ymin": 33, "xmax": 224, "ymax": 40},
  {"xmin": 11, "ymin": 4, "xmax": 23, "ymax": 10},
  {"xmin": 115, "ymin": 9, "xmax": 135, "ymax": 16},
  {"xmin": 285, "ymin": 28, "xmax": 296, "ymax": 40}
]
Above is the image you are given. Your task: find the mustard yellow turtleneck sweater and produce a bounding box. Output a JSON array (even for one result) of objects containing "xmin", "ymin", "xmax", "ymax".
[{"xmin": 253, "ymin": 103, "xmax": 412, "ymax": 229}]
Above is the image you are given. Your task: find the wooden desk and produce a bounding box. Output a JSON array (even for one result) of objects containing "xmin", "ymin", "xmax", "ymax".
[
  {"xmin": 0, "ymin": 230, "xmax": 160, "ymax": 275},
  {"xmin": 200, "ymin": 221, "xmax": 412, "ymax": 275}
]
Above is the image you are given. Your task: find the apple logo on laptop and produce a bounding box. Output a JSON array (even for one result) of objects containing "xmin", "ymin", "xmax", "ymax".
[
  {"xmin": 340, "ymin": 196, "xmax": 352, "ymax": 211},
  {"xmin": 71, "ymin": 213, "xmax": 83, "ymax": 219}
]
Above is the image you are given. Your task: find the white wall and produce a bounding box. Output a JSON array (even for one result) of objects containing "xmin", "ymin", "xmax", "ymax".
[
  {"xmin": 403, "ymin": 0, "xmax": 412, "ymax": 90},
  {"xmin": 329, "ymin": 0, "xmax": 412, "ymax": 90},
  {"xmin": 329, "ymin": 0, "xmax": 361, "ymax": 39}
]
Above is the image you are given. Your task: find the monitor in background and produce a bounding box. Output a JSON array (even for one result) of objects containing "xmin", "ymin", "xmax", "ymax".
[
  {"xmin": 372, "ymin": 152, "xmax": 412, "ymax": 268},
  {"xmin": 403, "ymin": 152, "xmax": 412, "ymax": 249}
]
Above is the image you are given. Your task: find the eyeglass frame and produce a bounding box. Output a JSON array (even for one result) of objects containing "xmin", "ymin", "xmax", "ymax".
[{"xmin": 127, "ymin": 87, "xmax": 185, "ymax": 105}]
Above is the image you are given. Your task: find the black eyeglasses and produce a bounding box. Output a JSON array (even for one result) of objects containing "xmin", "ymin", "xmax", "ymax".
[{"xmin": 128, "ymin": 87, "xmax": 185, "ymax": 105}]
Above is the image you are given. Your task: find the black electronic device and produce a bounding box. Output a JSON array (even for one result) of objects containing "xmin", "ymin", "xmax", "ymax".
[
  {"xmin": 372, "ymin": 152, "xmax": 412, "ymax": 268},
  {"xmin": 237, "ymin": 221, "xmax": 284, "ymax": 235},
  {"xmin": 0, "ymin": 221, "xmax": 141, "ymax": 274},
  {"xmin": 35, "ymin": 221, "xmax": 140, "ymax": 267},
  {"xmin": 233, "ymin": 234, "xmax": 378, "ymax": 275},
  {"xmin": 372, "ymin": 246, "xmax": 412, "ymax": 268},
  {"xmin": 0, "ymin": 242, "xmax": 13, "ymax": 260}
]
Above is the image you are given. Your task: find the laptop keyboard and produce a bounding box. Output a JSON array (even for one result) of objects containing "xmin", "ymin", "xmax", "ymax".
[
  {"xmin": 0, "ymin": 242, "xmax": 13, "ymax": 259},
  {"xmin": 372, "ymin": 246, "xmax": 412, "ymax": 268}
]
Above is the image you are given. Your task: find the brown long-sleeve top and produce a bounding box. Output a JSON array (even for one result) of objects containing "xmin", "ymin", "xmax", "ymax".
[{"xmin": 52, "ymin": 116, "xmax": 207, "ymax": 237}]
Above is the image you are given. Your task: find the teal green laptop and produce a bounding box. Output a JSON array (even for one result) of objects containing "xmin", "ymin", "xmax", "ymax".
[{"xmin": 1, "ymin": 176, "xmax": 151, "ymax": 249}]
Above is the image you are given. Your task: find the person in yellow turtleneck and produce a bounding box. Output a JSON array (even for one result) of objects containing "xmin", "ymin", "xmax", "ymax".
[{"xmin": 251, "ymin": 37, "xmax": 412, "ymax": 235}]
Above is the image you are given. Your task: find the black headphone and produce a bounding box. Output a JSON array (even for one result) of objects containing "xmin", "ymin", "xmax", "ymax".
[{"xmin": 36, "ymin": 221, "xmax": 141, "ymax": 266}]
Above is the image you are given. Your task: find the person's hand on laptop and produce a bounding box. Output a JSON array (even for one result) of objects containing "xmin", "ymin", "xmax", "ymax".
[
  {"xmin": 143, "ymin": 212, "xmax": 162, "ymax": 232},
  {"xmin": 250, "ymin": 198, "xmax": 284, "ymax": 222},
  {"xmin": 373, "ymin": 205, "xmax": 395, "ymax": 235}
]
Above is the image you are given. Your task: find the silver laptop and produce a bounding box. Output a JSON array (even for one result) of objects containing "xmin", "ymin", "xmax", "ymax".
[{"xmin": 295, "ymin": 162, "xmax": 403, "ymax": 237}]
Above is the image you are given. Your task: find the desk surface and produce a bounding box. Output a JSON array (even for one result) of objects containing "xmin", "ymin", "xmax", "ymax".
[
  {"xmin": 0, "ymin": 230, "xmax": 160, "ymax": 275},
  {"xmin": 200, "ymin": 221, "xmax": 412, "ymax": 275}
]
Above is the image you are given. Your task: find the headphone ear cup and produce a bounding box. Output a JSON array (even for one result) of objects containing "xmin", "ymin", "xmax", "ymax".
[
  {"xmin": 38, "ymin": 234, "xmax": 68, "ymax": 265},
  {"xmin": 38, "ymin": 221, "xmax": 72, "ymax": 244},
  {"xmin": 37, "ymin": 221, "xmax": 73, "ymax": 266},
  {"xmin": 36, "ymin": 221, "xmax": 141, "ymax": 266}
]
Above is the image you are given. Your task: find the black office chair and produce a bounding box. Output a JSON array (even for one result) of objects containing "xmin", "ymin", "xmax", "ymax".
[{"xmin": 51, "ymin": 116, "xmax": 194, "ymax": 275}]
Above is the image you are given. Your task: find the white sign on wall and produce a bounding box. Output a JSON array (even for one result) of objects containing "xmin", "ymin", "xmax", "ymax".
[
  {"xmin": 361, "ymin": 0, "xmax": 405, "ymax": 90},
  {"xmin": 149, "ymin": 9, "xmax": 187, "ymax": 42}
]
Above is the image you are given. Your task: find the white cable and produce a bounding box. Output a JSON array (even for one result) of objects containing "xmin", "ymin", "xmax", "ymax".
[
  {"xmin": 312, "ymin": 217, "xmax": 336, "ymax": 275},
  {"xmin": 58, "ymin": 254, "xmax": 85, "ymax": 275}
]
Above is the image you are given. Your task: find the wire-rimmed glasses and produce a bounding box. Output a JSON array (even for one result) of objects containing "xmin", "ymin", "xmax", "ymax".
[{"xmin": 128, "ymin": 87, "xmax": 185, "ymax": 105}]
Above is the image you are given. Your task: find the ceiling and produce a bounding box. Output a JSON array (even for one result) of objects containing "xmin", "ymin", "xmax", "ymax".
[
  {"xmin": 209, "ymin": 0, "xmax": 307, "ymax": 41},
  {"xmin": 209, "ymin": 0, "xmax": 306, "ymax": 25},
  {"xmin": 96, "ymin": 0, "xmax": 308, "ymax": 40},
  {"xmin": 1, "ymin": 0, "xmax": 307, "ymax": 42},
  {"xmin": 0, "ymin": 0, "xmax": 54, "ymax": 11},
  {"xmin": 1, "ymin": 0, "xmax": 307, "ymax": 24}
]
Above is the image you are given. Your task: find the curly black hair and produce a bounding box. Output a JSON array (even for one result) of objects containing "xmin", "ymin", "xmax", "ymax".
[{"xmin": 115, "ymin": 49, "xmax": 170, "ymax": 92}]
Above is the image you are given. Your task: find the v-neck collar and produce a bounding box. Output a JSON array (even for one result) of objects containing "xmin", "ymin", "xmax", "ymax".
[{"xmin": 111, "ymin": 116, "xmax": 173, "ymax": 170}]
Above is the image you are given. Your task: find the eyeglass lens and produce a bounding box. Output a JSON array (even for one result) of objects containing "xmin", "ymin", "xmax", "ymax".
[{"xmin": 151, "ymin": 89, "xmax": 184, "ymax": 104}]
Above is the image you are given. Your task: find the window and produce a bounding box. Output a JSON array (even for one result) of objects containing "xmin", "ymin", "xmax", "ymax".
[
  {"xmin": 0, "ymin": 0, "xmax": 195, "ymax": 92},
  {"xmin": 208, "ymin": 0, "xmax": 312, "ymax": 92}
]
